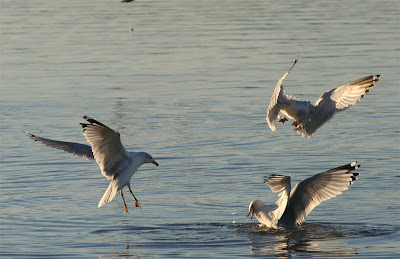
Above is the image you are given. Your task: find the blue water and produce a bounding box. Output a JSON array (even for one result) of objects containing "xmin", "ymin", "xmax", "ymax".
[{"xmin": 1, "ymin": 0, "xmax": 399, "ymax": 257}]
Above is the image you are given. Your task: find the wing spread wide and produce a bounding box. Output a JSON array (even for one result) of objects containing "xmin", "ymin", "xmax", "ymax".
[
  {"xmin": 26, "ymin": 132, "xmax": 94, "ymax": 161},
  {"xmin": 280, "ymin": 162, "xmax": 360, "ymax": 227},
  {"xmin": 304, "ymin": 75, "xmax": 380, "ymax": 137}
]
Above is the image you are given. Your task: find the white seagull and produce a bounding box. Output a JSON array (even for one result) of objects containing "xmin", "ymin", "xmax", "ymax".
[
  {"xmin": 26, "ymin": 116, "xmax": 159, "ymax": 213},
  {"xmin": 266, "ymin": 56, "xmax": 380, "ymax": 138},
  {"xmin": 247, "ymin": 161, "xmax": 360, "ymax": 229}
]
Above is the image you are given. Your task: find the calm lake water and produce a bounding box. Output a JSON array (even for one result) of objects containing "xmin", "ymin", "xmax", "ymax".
[{"xmin": 1, "ymin": 0, "xmax": 399, "ymax": 257}]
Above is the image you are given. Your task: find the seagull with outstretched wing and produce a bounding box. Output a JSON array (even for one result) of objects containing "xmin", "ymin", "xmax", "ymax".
[
  {"xmin": 248, "ymin": 162, "xmax": 360, "ymax": 229},
  {"xmin": 266, "ymin": 56, "xmax": 380, "ymax": 138},
  {"xmin": 26, "ymin": 116, "xmax": 159, "ymax": 213}
]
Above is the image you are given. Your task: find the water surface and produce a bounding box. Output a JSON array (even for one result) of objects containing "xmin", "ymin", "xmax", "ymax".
[{"xmin": 1, "ymin": 0, "xmax": 399, "ymax": 257}]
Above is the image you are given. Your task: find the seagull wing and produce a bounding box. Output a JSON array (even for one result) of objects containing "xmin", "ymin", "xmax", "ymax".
[
  {"xmin": 80, "ymin": 116, "xmax": 130, "ymax": 180},
  {"xmin": 266, "ymin": 56, "xmax": 299, "ymax": 131},
  {"xmin": 264, "ymin": 174, "xmax": 291, "ymax": 222},
  {"xmin": 281, "ymin": 162, "xmax": 360, "ymax": 226},
  {"xmin": 26, "ymin": 132, "xmax": 94, "ymax": 161},
  {"xmin": 304, "ymin": 75, "xmax": 380, "ymax": 137}
]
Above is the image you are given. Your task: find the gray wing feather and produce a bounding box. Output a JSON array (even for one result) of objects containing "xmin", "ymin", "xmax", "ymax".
[
  {"xmin": 26, "ymin": 132, "xmax": 94, "ymax": 161},
  {"xmin": 265, "ymin": 174, "xmax": 291, "ymax": 194},
  {"xmin": 282, "ymin": 162, "xmax": 360, "ymax": 226},
  {"xmin": 304, "ymin": 75, "xmax": 380, "ymax": 137}
]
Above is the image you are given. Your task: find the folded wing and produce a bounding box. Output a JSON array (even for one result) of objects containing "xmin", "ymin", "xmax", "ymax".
[
  {"xmin": 80, "ymin": 116, "xmax": 130, "ymax": 180},
  {"xmin": 26, "ymin": 132, "xmax": 94, "ymax": 161},
  {"xmin": 281, "ymin": 161, "xmax": 360, "ymax": 226}
]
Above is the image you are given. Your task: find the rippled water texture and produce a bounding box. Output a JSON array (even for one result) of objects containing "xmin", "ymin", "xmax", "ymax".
[{"xmin": 1, "ymin": 0, "xmax": 399, "ymax": 257}]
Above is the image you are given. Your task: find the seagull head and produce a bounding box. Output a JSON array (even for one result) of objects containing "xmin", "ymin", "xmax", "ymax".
[
  {"xmin": 247, "ymin": 200, "xmax": 263, "ymax": 219},
  {"xmin": 139, "ymin": 152, "xmax": 159, "ymax": 167}
]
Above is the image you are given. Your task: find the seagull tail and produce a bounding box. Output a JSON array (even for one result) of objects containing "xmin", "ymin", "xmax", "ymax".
[{"xmin": 98, "ymin": 180, "xmax": 118, "ymax": 208}]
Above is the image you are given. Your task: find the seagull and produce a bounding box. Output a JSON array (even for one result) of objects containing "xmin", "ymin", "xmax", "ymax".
[
  {"xmin": 266, "ymin": 56, "xmax": 380, "ymax": 138},
  {"xmin": 26, "ymin": 116, "xmax": 159, "ymax": 213},
  {"xmin": 247, "ymin": 161, "xmax": 360, "ymax": 229}
]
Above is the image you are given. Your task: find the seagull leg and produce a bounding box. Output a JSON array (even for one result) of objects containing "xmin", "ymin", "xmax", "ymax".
[
  {"xmin": 120, "ymin": 190, "xmax": 129, "ymax": 213},
  {"xmin": 128, "ymin": 185, "xmax": 141, "ymax": 209}
]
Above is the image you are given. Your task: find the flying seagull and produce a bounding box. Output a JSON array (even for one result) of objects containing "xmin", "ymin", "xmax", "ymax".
[
  {"xmin": 26, "ymin": 116, "xmax": 159, "ymax": 213},
  {"xmin": 247, "ymin": 161, "xmax": 360, "ymax": 229},
  {"xmin": 266, "ymin": 56, "xmax": 380, "ymax": 138}
]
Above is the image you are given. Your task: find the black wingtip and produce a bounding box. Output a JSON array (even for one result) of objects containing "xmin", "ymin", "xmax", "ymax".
[
  {"xmin": 351, "ymin": 161, "xmax": 360, "ymax": 170},
  {"xmin": 349, "ymin": 163, "xmax": 360, "ymax": 183},
  {"xmin": 287, "ymin": 55, "xmax": 299, "ymax": 72},
  {"xmin": 325, "ymin": 161, "xmax": 360, "ymax": 174},
  {"xmin": 82, "ymin": 115, "xmax": 107, "ymax": 128},
  {"xmin": 80, "ymin": 123, "xmax": 90, "ymax": 131},
  {"xmin": 25, "ymin": 131, "xmax": 36, "ymax": 140},
  {"xmin": 83, "ymin": 115, "xmax": 94, "ymax": 122},
  {"xmin": 373, "ymin": 75, "xmax": 380, "ymax": 83},
  {"xmin": 264, "ymin": 174, "xmax": 286, "ymax": 183}
]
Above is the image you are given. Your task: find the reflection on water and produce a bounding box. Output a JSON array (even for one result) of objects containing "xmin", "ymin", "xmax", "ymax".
[
  {"xmin": 245, "ymin": 223, "xmax": 384, "ymax": 257},
  {"xmin": 103, "ymin": 222, "xmax": 399, "ymax": 258}
]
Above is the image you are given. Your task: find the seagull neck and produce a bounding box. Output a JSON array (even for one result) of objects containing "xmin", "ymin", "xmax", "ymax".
[{"xmin": 129, "ymin": 152, "xmax": 146, "ymax": 168}]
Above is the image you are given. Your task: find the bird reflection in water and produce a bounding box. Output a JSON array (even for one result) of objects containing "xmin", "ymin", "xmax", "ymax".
[{"xmin": 247, "ymin": 224, "xmax": 358, "ymax": 257}]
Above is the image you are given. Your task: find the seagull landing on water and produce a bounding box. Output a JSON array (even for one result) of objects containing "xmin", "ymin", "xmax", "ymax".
[
  {"xmin": 26, "ymin": 116, "xmax": 159, "ymax": 213},
  {"xmin": 247, "ymin": 162, "xmax": 360, "ymax": 229},
  {"xmin": 266, "ymin": 56, "xmax": 380, "ymax": 138}
]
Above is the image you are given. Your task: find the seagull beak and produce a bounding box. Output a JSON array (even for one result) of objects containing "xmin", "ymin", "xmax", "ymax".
[
  {"xmin": 152, "ymin": 160, "xmax": 159, "ymax": 167},
  {"xmin": 247, "ymin": 210, "xmax": 254, "ymax": 219}
]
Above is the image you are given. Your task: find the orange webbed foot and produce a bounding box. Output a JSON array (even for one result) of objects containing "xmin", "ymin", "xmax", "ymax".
[
  {"xmin": 135, "ymin": 200, "xmax": 141, "ymax": 209},
  {"xmin": 279, "ymin": 117, "xmax": 288, "ymax": 124}
]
